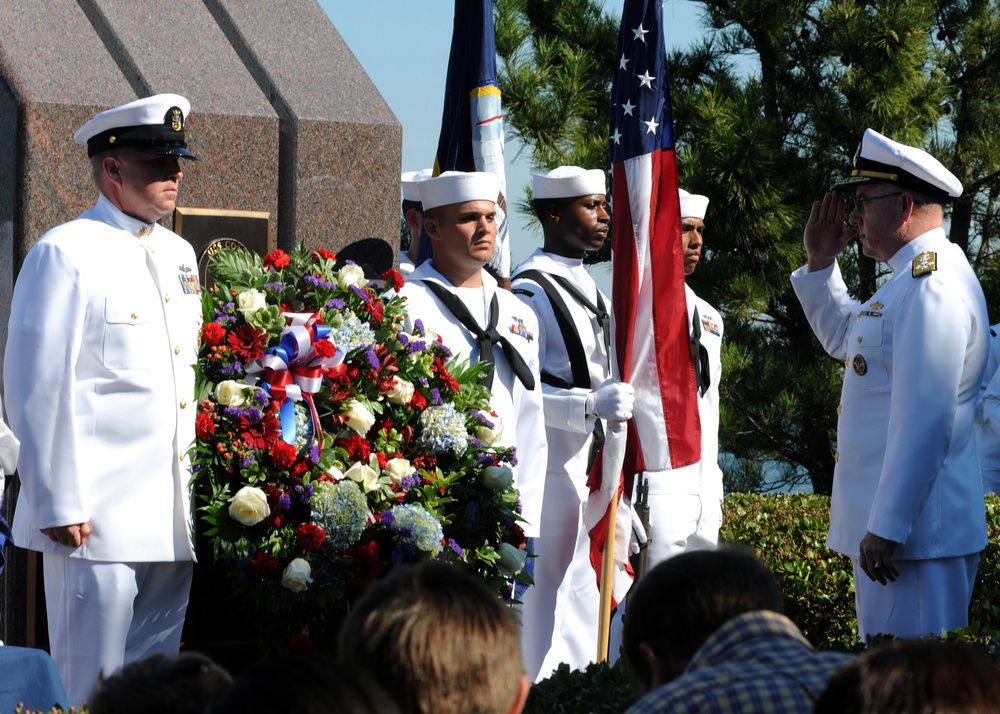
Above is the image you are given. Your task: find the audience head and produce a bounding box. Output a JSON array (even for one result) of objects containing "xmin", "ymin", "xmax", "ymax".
[
  {"xmin": 212, "ymin": 653, "xmax": 398, "ymax": 714},
  {"xmin": 814, "ymin": 638, "xmax": 1000, "ymax": 713},
  {"xmin": 338, "ymin": 560, "xmax": 528, "ymax": 714},
  {"xmin": 622, "ymin": 546, "xmax": 784, "ymax": 696},
  {"xmin": 87, "ymin": 652, "xmax": 232, "ymax": 714}
]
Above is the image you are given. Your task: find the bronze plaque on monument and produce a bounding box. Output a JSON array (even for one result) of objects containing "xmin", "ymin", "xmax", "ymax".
[{"xmin": 174, "ymin": 207, "xmax": 271, "ymax": 286}]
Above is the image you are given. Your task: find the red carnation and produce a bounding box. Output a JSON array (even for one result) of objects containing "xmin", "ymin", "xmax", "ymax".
[
  {"xmin": 337, "ymin": 436, "xmax": 370, "ymax": 463},
  {"xmin": 313, "ymin": 339, "xmax": 337, "ymax": 358},
  {"xmin": 375, "ymin": 452, "xmax": 388, "ymax": 469},
  {"xmin": 408, "ymin": 392, "xmax": 427, "ymax": 410},
  {"xmin": 269, "ymin": 440, "xmax": 298, "ymax": 469},
  {"xmin": 382, "ymin": 268, "xmax": 405, "ymax": 293},
  {"xmin": 195, "ymin": 412, "xmax": 216, "ymax": 441},
  {"xmin": 239, "ymin": 410, "xmax": 281, "ymax": 450},
  {"xmin": 433, "ymin": 357, "xmax": 461, "ymax": 392},
  {"xmin": 263, "ymin": 249, "xmax": 291, "ymax": 269},
  {"xmin": 344, "ymin": 541, "xmax": 381, "ymax": 591},
  {"xmin": 201, "ymin": 321, "xmax": 226, "ymax": 347},
  {"xmin": 295, "ymin": 523, "xmax": 326, "ymax": 552},
  {"xmin": 250, "ymin": 551, "xmax": 281, "ymax": 577},
  {"xmin": 227, "ymin": 324, "xmax": 268, "ymax": 363},
  {"xmin": 314, "ymin": 248, "xmax": 336, "ymax": 262}
]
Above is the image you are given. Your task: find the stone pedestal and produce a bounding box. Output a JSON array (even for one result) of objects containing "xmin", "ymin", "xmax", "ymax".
[{"xmin": 0, "ymin": 0, "xmax": 400, "ymax": 648}]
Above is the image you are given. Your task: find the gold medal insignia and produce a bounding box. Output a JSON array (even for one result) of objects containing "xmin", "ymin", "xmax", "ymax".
[
  {"xmin": 852, "ymin": 355, "xmax": 867, "ymax": 376},
  {"xmin": 169, "ymin": 107, "xmax": 183, "ymax": 132}
]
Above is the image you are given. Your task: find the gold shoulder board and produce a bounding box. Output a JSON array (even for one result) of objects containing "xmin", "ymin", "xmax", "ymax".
[{"xmin": 912, "ymin": 251, "xmax": 937, "ymax": 278}]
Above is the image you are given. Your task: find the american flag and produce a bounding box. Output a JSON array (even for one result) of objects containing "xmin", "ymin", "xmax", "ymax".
[
  {"xmin": 416, "ymin": 0, "xmax": 511, "ymax": 278},
  {"xmin": 585, "ymin": 0, "xmax": 702, "ymax": 607}
]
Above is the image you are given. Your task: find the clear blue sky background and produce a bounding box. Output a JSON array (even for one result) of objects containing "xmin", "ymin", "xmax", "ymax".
[{"xmin": 318, "ymin": 0, "xmax": 706, "ymax": 276}]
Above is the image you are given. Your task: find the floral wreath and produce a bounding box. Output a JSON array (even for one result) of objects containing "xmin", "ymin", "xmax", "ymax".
[{"xmin": 191, "ymin": 245, "xmax": 529, "ymax": 651}]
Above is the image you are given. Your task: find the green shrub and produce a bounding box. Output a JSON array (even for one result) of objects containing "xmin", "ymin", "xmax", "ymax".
[{"xmin": 525, "ymin": 493, "xmax": 1000, "ymax": 714}]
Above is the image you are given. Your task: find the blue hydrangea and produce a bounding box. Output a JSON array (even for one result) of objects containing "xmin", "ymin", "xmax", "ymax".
[
  {"xmin": 389, "ymin": 503, "xmax": 443, "ymax": 556},
  {"xmin": 331, "ymin": 315, "xmax": 376, "ymax": 353},
  {"xmin": 418, "ymin": 403, "xmax": 469, "ymax": 455},
  {"xmin": 311, "ymin": 480, "xmax": 368, "ymax": 551}
]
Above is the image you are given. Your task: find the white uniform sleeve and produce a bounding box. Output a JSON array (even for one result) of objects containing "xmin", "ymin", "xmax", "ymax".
[
  {"xmin": 4, "ymin": 242, "xmax": 89, "ymax": 529},
  {"xmin": 790, "ymin": 261, "xmax": 860, "ymax": 360}
]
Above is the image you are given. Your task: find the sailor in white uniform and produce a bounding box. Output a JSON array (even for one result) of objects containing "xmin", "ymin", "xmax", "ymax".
[
  {"xmin": 791, "ymin": 128, "xmax": 988, "ymax": 640},
  {"xmin": 641, "ymin": 189, "xmax": 725, "ymax": 569},
  {"xmin": 4, "ymin": 94, "xmax": 202, "ymax": 704},
  {"xmin": 396, "ymin": 171, "xmax": 547, "ymax": 542},
  {"xmin": 398, "ymin": 168, "xmax": 432, "ymax": 276},
  {"xmin": 511, "ymin": 166, "xmax": 634, "ymax": 679}
]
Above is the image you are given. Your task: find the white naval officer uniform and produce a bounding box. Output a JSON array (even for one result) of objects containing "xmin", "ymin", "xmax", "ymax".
[
  {"xmin": 4, "ymin": 194, "xmax": 201, "ymax": 703},
  {"xmin": 512, "ymin": 249, "xmax": 608, "ymax": 680},
  {"xmin": 791, "ymin": 227, "xmax": 988, "ymax": 639},
  {"xmin": 643, "ymin": 284, "xmax": 725, "ymax": 568},
  {"xmin": 975, "ymin": 324, "xmax": 1000, "ymax": 494},
  {"xmin": 397, "ymin": 262, "xmax": 547, "ymax": 538}
]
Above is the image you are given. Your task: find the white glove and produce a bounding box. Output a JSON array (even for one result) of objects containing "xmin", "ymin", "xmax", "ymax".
[{"xmin": 587, "ymin": 379, "xmax": 635, "ymax": 422}]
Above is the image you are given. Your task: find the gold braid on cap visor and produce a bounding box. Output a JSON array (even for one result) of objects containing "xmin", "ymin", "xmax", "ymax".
[{"xmin": 852, "ymin": 169, "xmax": 899, "ymax": 181}]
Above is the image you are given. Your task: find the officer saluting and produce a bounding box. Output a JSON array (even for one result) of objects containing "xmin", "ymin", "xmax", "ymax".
[
  {"xmin": 791, "ymin": 129, "xmax": 988, "ymax": 639},
  {"xmin": 4, "ymin": 94, "xmax": 202, "ymax": 705}
]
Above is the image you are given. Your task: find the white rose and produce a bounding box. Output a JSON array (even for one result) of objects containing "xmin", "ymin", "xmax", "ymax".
[
  {"xmin": 497, "ymin": 543, "xmax": 527, "ymax": 577},
  {"xmin": 236, "ymin": 288, "xmax": 267, "ymax": 314},
  {"xmin": 337, "ymin": 264, "xmax": 369, "ymax": 289},
  {"xmin": 227, "ymin": 486, "xmax": 271, "ymax": 526},
  {"xmin": 482, "ymin": 466, "xmax": 513, "ymax": 492},
  {"xmin": 386, "ymin": 377, "xmax": 415, "ymax": 405},
  {"xmin": 346, "ymin": 461, "xmax": 380, "ymax": 492},
  {"xmin": 382, "ymin": 457, "xmax": 413, "ymax": 485},
  {"xmin": 475, "ymin": 414, "xmax": 504, "ymax": 447},
  {"xmin": 215, "ymin": 380, "xmax": 246, "ymax": 407},
  {"xmin": 344, "ymin": 400, "xmax": 376, "ymax": 436},
  {"xmin": 280, "ymin": 558, "xmax": 313, "ymax": 593}
]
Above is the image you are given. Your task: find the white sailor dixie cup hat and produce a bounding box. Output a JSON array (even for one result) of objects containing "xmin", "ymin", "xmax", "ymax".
[
  {"xmin": 401, "ymin": 168, "xmax": 434, "ymax": 203},
  {"xmin": 532, "ymin": 166, "xmax": 606, "ymax": 199},
  {"xmin": 74, "ymin": 93, "xmax": 197, "ymax": 160},
  {"xmin": 833, "ymin": 128, "xmax": 961, "ymax": 201},
  {"xmin": 417, "ymin": 171, "xmax": 501, "ymax": 211},
  {"xmin": 679, "ymin": 188, "xmax": 710, "ymax": 220}
]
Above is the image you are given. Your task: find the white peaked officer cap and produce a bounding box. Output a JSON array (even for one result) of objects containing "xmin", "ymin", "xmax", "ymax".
[
  {"xmin": 833, "ymin": 128, "xmax": 962, "ymax": 200},
  {"xmin": 679, "ymin": 188, "xmax": 710, "ymax": 220},
  {"xmin": 417, "ymin": 171, "xmax": 501, "ymax": 211},
  {"xmin": 74, "ymin": 93, "xmax": 196, "ymax": 160},
  {"xmin": 401, "ymin": 168, "xmax": 434, "ymax": 202},
  {"xmin": 532, "ymin": 166, "xmax": 606, "ymax": 199}
]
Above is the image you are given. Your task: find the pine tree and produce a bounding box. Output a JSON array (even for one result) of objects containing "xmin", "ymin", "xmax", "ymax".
[{"xmin": 495, "ymin": 0, "xmax": 1000, "ymax": 495}]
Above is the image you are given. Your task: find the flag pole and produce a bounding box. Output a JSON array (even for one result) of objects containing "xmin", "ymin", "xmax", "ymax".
[{"xmin": 596, "ymin": 485, "xmax": 619, "ymax": 662}]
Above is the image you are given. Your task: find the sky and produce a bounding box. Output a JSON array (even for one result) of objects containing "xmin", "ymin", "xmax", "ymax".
[{"xmin": 318, "ymin": 0, "xmax": 707, "ymax": 282}]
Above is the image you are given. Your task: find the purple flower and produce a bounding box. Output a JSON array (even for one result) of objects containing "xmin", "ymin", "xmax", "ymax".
[
  {"xmin": 400, "ymin": 474, "xmax": 421, "ymax": 490},
  {"xmin": 305, "ymin": 274, "xmax": 337, "ymax": 290},
  {"xmin": 223, "ymin": 406, "xmax": 244, "ymax": 420},
  {"xmin": 240, "ymin": 454, "xmax": 255, "ymax": 468},
  {"xmin": 309, "ymin": 445, "xmax": 321, "ymax": 464},
  {"xmin": 413, "ymin": 319, "xmax": 425, "ymax": 335},
  {"xmin": 348, "ymin": 284, "xmax": 371, "ymax": 303},
  {"xmin": 380, "ymin": 511, "xmax": 396, "ymax": 527},
  {"xmin": 408, "ymin": 340, "xmax": 427, "ymax": 354},
  {"xmin": 467, "ymin": 503, "xmax": 478, "ymax": 526},
  {"xmin": 219, "ymin": 360, "xmax": 244, "ymax": 376},
  {"xmin": 246, "ymin": 406, "xmax": 263, "ymax": 422},
  {"xmin": 313, "ymin": 569, "xmax": 332, "ymax": 585},
  {"xmin": 473, "ymin": 409, "xmax": 495, "ymax": 429},
  {"xmin": 446, "ymin": 538, "xmax": 464, "ymax": 557},
  {"xmin": 365, "ymin": 347, "xmax": 381, "ymax": 370},
  {"xmin": 430, "ymin": 388, "xmax": 442, "ymax": 405},
  {"xmin": 191, "ymin": 464, "xmax": 203, "ymax": 474},
  {"xmin": 264, "ymin": 282, "xmax": 284, "ymax": 291},
  {"xmin": 396, "ymin": 332, "xmax": 410, "ymax": 346},
  {"xmin": 253, "ymin": 390, "xmax": 270, "ymax": 406},
  {"xmin": 326, "ymin": 298, "xmax": 346, "ymax": 309},
  {"xmin": 418, "ymin": 377, "xmax": 429, "ymax": 387},
  {"xmin": 278, "ymin": 493, "xmax": 292, "ymax": 512},
  {"xmin": 294, "ymin": 483, "xmax": 314, "ymax": 504}
]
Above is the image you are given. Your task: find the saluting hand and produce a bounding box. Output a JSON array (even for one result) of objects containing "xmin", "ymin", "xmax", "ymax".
[{"xmin": 804, "ymin": 190, "xmax": 857, "ymax": 272}]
